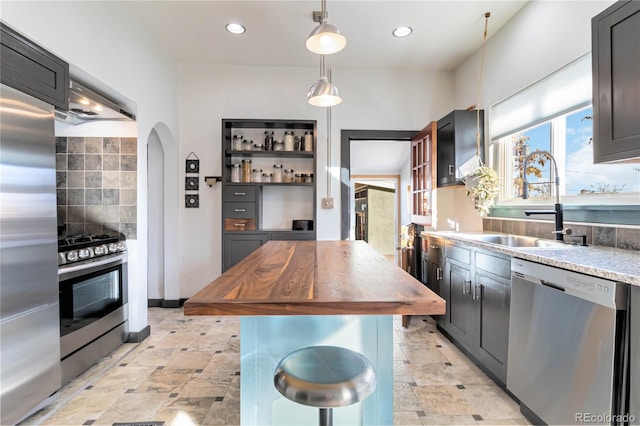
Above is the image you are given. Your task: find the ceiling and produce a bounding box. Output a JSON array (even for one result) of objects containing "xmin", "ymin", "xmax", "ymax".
[{"xmin": 117, "ymin": 0, "xmax": 529, "ymax": 71}]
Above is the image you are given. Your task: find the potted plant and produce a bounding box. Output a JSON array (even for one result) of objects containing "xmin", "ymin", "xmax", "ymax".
[{"xmin": 465, "ymin": 165, "xmax": 500, "ymax": 217}]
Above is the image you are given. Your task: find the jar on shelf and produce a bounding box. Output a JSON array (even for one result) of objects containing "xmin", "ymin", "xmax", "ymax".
[
  {"xmin": 242, "ymin": 160, "xmax": 251, "ymax": 182},
  {"xmin": 294, "ymin": 136, "xmax": 302, "ymax": 151},
  {"xmin": 232, "ymin": 135, "xmax": 243, "ymax": 151},
  {"xmin": 262, "ymin": 172, "xmax": 272, "ymax": 183},
  {"xmin": 294, "ymin": 173, "xmax": 304, "ymax": 183},
  {"xmin": 284, "ymin": 169, "xmax": 294, "ymax": 183},
  {"xmin": 304, "ymin": 173, "xmax": 314, "ymax": 183},
  {"xmin": 304, "ymin": 131, "xmax": 313, "ymax": 152},
  {"xmin": 253, "ymin": 143, "xmax": 264, "ymax": 151},
  {"xmin": 274, "ymin": 140, "xmax": 284, "ymax": 151},
  {"xmin": 284, "ymin": 131, "xmax": 294, "ymax": 151},
  {"xmin": 242, "ymin": 139, "xmax": 252, "ymax": 151},
  {"xmin": 231, "ymin": 163, "xmax": 241, "ymax": 182},
  {"xmin": 251, "ymin": 168, "xmax": 263, "ymax": 183},
  {"xmin": 242, "ymin": 159, "xmax": 252, "ymax": 182},
  {"xmin": 264, "ymin": 131, "xmax": 274, "ymax": 151},
  {"xmin": 273, "ymin": 164, "xmax": 283, "ymax": 182}
]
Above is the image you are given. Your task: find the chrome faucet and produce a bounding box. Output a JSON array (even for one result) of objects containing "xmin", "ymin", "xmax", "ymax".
[{"xmin": 521, "ymin": 150, "xmax": 568, "ymax": 241}]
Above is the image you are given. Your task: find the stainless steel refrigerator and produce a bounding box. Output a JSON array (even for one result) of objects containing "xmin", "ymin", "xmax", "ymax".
[{"xmin": 0, "ymin": 83, "xmax": 61, "ymax": 424}]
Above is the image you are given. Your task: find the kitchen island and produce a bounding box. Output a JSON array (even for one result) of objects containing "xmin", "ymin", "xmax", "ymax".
[{"xmin": 184, "ymin": 240, "xmax": 445, "ymax": 425}]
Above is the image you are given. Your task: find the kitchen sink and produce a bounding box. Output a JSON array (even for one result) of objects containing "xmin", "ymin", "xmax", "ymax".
[{"xmin": 463, "ymin": 234, "xmax": 572, "ymax": 248}]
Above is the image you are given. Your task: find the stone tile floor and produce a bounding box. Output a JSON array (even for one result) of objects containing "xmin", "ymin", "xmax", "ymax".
[{"xmin": 22, "ymin": 308, "xmax": 530, "ymax": 425}]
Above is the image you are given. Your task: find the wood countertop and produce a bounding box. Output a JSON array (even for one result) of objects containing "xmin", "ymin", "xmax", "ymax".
[{"xmin": 184, "ymin": 240, "xmax": 445, "ymax": 316}]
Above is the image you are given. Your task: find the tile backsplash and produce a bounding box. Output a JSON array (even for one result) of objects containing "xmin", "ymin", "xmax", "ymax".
[
  {"xmin": 56, "ymin": 137, "xmax": 137, "ymax": 239},
  {"xmin": 483, "ymin": 218, "xmax": 640, "ymax": 251}
]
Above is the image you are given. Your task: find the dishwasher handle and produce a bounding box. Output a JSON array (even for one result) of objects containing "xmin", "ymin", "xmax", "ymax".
[{"xmin": 540, "ymin": 280, "xmax": 566, "ymax": 293}]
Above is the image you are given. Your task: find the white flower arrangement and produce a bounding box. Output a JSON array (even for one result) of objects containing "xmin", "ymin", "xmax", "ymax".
[{"xmin": 465, "ymin": 165, "xmax": 500, "ymax": 217}]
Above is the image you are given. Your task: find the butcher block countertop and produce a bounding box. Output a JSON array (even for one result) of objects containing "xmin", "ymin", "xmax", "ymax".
[{"xmin": 184, "ymin": 240, "xmax": 445, "ymax": 316}]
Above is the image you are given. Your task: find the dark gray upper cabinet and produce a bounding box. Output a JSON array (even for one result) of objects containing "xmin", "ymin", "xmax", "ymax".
[
  {"xmin": 592, "ymin": 0, "xmax": 640, "ymax": 163},
  {"xmin": 1, "ymin": 23, "xmax": 68, "ymax": 110},
  {"xmin": 436, "ymin": 110, "xmax": 484, "ymax": 187}
]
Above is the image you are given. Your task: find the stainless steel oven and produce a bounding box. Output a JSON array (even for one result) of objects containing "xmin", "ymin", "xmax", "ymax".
[{"xmin": 58, "ymin": 234, "xmax": 129, "ymax": 384}]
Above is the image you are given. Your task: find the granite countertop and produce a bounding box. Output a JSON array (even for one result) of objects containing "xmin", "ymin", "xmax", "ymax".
[{"xmin": 422, "ymin": 231, "xmax": 640, "ymax": 287}]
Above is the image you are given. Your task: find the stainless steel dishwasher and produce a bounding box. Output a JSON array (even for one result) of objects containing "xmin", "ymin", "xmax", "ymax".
[{"xmin": 508, "ymin": 259, "xmax": 629, "ymax": 425}]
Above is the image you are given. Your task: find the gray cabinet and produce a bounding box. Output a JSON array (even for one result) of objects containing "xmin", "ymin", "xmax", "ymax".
[
  {"xmin": 223, "ymin": 233, "xmax": 269, "ymax": 271},
  {"xmin": 439, "ymin": 239, "xmax": 511, "ymax": 386},
  {"xmin": 221, "ymin": 119, "xmax": 316, "ymax": 271},
  {"xmin": 592, "ymin": 0, "xmax": 640, "ymax": 163},
  {"xmin": 436, "ymin": 110, "xmax": 484, "ymax": 187},
  {"xmin": 1, "ymin": 22, "xmax": 68, "ymax": 109},
  {"xmin": 426, "ymin": 236, "xmax": 444, "ymax": 328},
  {"xmin": 444, "ymin": 242, "xmax": 474, "ymax": 350},
  {"xmin": 473, "ymin": 249, "xmax": 511, "ymax": 383}
]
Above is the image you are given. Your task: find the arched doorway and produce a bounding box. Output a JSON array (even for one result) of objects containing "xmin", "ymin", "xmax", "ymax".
[{"xmin": 146, "ymin": 123, "xmax": 179, "ymax": 307}]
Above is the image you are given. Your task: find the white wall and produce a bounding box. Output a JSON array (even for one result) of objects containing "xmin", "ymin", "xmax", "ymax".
[
  {"xmin": 454, "ymin": 0, "xmax": 615, "ymax": 125},
  {"xmin": 177, "ymin": 64, "xmax": 452, "ymax": 296},
  {"xmin": 2, "ymin": 1, "xmax": 180, "ymax": 334},
  {"xmin": 441, "ymin": 0, "xmax": 616, "ymax": 230}
]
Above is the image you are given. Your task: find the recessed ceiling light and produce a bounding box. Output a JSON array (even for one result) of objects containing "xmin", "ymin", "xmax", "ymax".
[
  {"xmin": 225, "ymin": 23, "xmax": 246, "ymax": 35},
  {"xmin": 392, "ymin": 26, "xmax": 413, "ymax": 38}
]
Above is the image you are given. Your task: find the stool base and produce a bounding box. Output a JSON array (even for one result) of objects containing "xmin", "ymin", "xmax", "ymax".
[{"xmin": 320, "ymin": 408, "xmax": 332, "ymax": 426}]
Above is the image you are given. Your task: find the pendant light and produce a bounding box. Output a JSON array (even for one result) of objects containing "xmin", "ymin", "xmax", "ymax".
[
  {"xmin": 306, "ymin": 0, "xmax": 346, "ymax": 55},
  {"xmin": 307, "ymin": 55, "xmax": 342, "ymax": 107}
]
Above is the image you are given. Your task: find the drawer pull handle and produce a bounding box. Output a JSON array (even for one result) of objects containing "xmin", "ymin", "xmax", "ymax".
[
  {"xmin": 234, "ymin": 208, "xmax": 246, "ymax": 212},
  {"xmin": 436, "ymin": 267, "xmax": 442, "ymax": 281},
  {"xmin": 234, "ymin": 223, "xmax": 246, "ymax": 227},
  {"xmin": 234, "ymin": 192, "xmax": 246, "ymax": 196},
  {"xmin": 448, "ymin": 164, "xmax": 454, "ymax": 175}
]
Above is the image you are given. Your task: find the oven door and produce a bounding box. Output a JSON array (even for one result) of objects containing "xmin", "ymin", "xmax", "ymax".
[{"xmin": 58, "ymin": 253, "xmax": 128, "ymax": 359}]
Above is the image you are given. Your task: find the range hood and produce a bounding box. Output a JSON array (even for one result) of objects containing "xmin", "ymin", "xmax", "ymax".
[{"xmin": 55, "ymin": 80, "xmax": 135, "ymax": 125}]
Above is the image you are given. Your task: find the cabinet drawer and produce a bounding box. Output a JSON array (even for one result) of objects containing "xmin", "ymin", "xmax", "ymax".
[
  {"xmin": 224, "ymin": 185, "xmax": 256, "ymax": 202},
  {"xmin": 224, "ymin": 203, "xmax": 256, "ymax": 219},
  {"xmin": 475, "ymin": 251, "xmax": 510, "ymax": 279},
  {"xmin": 446, "ymin": 243, "xmax": 471, "ymax": 264},
  {"xmin": 224, "ymin": 218, "xmax": 256, "ymax": 231}
]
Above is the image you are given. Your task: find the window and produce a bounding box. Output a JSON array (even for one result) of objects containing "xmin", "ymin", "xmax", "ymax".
[
  {"xmin": 490, "ymin": 54, "xmax": 640, "ymax": 206},
  {"xmin": 497, "ymin": 105, "xmax": 640, "ymax": 204}
]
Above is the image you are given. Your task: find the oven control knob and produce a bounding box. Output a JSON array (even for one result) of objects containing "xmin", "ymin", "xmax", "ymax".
[
  {"xmin": 66, "ymin": 250, "xmax": 78, "ymax": 262},
  {"xmin": 58, "ymin": 252, "xmax": 67, "ymax": 265},
  {"xmin": 94, "ymin": 245, "xmax": 107, "ymax": 256},
  {"xmin": 116, "ymin": 242, "xmax": 126, "ymax": 251},
  {"xmin": 78, "ymin": 248, "xmax": 93, "ymax": 259},
  {"xmin": 108, "ymin": 243, "xmax": 118, "ymax": 253}
]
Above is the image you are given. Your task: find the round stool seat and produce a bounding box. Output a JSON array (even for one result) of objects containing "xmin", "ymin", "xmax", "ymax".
[{"xmin": 274, "ymin": 345, "xmax": 376, "ymax": 408}]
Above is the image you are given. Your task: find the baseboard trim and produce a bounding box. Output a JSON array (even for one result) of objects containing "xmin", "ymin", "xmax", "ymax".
[
  {"xmin": 126, "ymin": 325, "xmax": 151, "ymax": 343},
  {"xmin": 147, "ymin": 299, "xmax": 185, "ymax": 308}
]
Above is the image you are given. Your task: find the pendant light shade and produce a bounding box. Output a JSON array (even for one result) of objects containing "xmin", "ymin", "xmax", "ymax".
[
  {"xmin": 307, "ymin": 76, "xmax": 342, "ymax": 107},
  {"xmin": 306, "ymin": 22, "xmax": 346, "ymax": 55}
]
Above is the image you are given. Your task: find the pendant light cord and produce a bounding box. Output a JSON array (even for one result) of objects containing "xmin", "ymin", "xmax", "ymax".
[
  {"xmin": 327, "ymin": 68, "xmax": 333, "ymax": 198},
  {"xmin": 476, "ymin": 12, "xmax": 490, "ymax": 161}
]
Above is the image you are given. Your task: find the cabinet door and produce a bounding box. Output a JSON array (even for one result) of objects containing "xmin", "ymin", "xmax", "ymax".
[
  {"xmin": 223, "ymin": 233, "xmax": 269, "ymax": 272},
  {"xmin": 436, "ymin": 116, "xmax": 456, "ymax": 187},
  {"xmin": 474, "ymin": 271, "xmax": 510, "ymax": 384},
  {"xmin": 592, "ymin": 1, "xmax": 640, "ymax": 163},
  {"xmin": 0, "ymin": 23, "xmax": 69, "ymax": 109},
  {"xmin": 444, "ymin": 261, "xmax": 474, "ymax": 348}
]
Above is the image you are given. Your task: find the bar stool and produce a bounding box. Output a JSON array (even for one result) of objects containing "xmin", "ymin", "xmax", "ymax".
[{"xmin": 274, "ymin": 345, "xmax": 376, "ymax": 426}]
